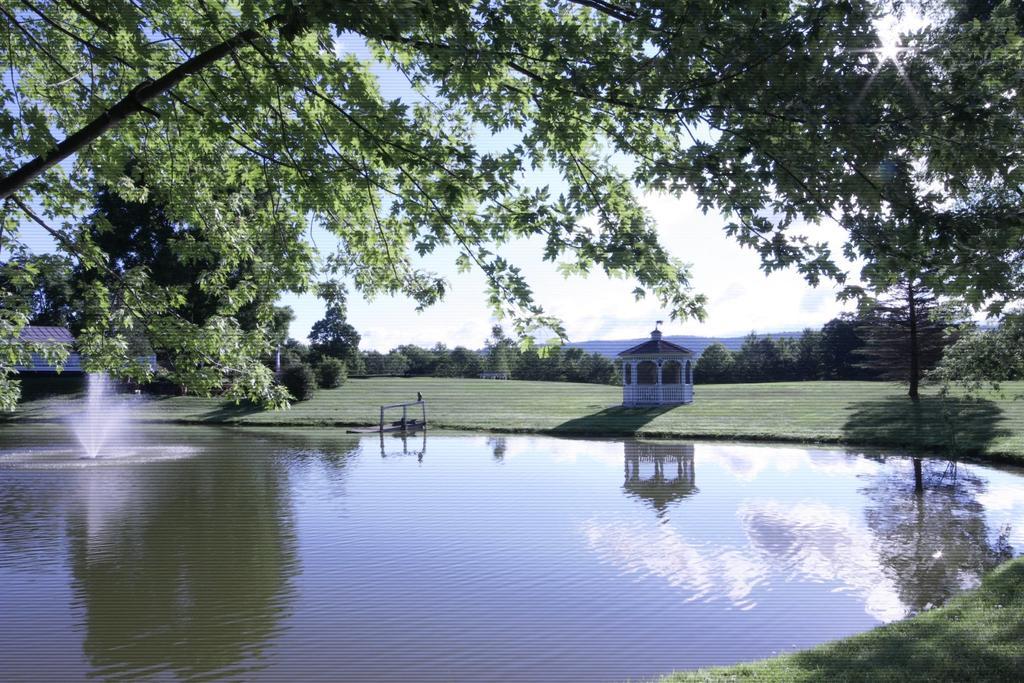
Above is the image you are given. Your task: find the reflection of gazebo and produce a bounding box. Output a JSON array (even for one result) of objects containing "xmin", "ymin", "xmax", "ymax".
[
  {"xmin": 623, "ymin": 441, "xmax": 697, "ymax": 515},
  {"xmin": 618, "ymin": 323, "xmax": 694, "ymax": 406}
]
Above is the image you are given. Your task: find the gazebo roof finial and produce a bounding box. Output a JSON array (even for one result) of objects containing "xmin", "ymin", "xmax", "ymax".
[{"xmin": 651, "ymin": 320, "xmax": 663, "ymax": 340}]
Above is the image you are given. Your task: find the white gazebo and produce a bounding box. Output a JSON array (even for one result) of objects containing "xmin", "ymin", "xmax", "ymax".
[{"xmin": 618, "ymin": 323, "xmax": 694, "ymax": 406}]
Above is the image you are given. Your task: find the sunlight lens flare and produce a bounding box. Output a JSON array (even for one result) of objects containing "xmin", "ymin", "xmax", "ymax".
[{"xmin": 877, "ymin": 39, "xmax": 905, "ymax": 63}]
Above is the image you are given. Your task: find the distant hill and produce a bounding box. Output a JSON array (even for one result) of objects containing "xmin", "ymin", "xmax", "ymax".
[{"xmin": 565, "ymin": 331, "xmax": 805, "ymax": 359}]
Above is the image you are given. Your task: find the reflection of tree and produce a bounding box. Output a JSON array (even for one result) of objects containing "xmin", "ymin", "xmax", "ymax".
[
  {"xmin": 0, "ymin": 426, "xmax": 367, "ymax": 679},
  {"xmin": 65, "ymin": 448, "xmax": 300, "ymax": 679},
  {"xmin": 255, "ymin": 428, "xmax": 363, "ymax": 461},
  {"xmin": 862, "ymin": 459, "xmax": 1014, "ymax": 613},
  {"xmin": 0, "ymin": 473, "xmax": 70, "ymax": 571},
  {"xmin": 622, "ymin": 441, "xmax": 697, "ymax": 518}
]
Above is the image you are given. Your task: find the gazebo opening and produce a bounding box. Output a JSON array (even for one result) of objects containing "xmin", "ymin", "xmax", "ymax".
[
  {"xmin": 618, "ymin": 323, "xmax": 695, "ymax": 406},
  {"xmin": 637, "ymin": 361, "xmax": 657, "ymax": 385},
  {"xmin": 662, "ymin": 360, "xmax": 682, "ymax": 384}
]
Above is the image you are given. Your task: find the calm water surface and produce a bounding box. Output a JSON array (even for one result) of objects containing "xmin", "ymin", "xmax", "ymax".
[{"xmin": 2, "ymin": 425, "xmax": 1023, "ymax": 682}]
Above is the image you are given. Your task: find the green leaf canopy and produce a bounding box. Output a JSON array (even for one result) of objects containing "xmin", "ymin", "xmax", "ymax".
[{"xmin": 2, "ymin": 0, "xmax": 1022, "ymax": 406}]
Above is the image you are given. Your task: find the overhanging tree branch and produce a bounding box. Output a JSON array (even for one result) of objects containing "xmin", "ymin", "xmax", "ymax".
[
  {"xmin": 0, "ymin": 10, "xmax": 292, "ymax": 200},
  {"xmin": 564, "ymin": 0, "xmax": 638, "ymax": 22}
]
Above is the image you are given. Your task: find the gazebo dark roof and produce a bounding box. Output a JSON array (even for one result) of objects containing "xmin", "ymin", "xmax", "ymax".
[{"xmin": 617, "ymin": 336, "xmax": 692, "ymax": 356}]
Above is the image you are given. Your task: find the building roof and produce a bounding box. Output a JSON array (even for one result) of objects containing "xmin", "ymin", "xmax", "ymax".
[
  {"xmin": 15, "ymin": 327, "xmax": 81, "ymax": 373},
  {"xmin": 18, "ymin": 326, "xmax": 75, "ymax": 344},
  {"xmin": 618, "ymin": 328, "xmax": 692, "ymax": 356}
]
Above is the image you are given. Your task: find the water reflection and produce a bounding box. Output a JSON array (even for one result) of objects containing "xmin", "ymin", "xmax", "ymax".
[
  {"xmin": 68, "ymin": 451, "xmax": 299, "ymax": 680},
  {"xmin": 622, "ymin": 441, "xmax": 697, "ymax": 517},
  {"xmin": 488, "ymin": 436, "xmax": 507, "ymax": 462},
  {"xmin": 590, "ymin": 442, "xmax": 1020, "ymax": 624},
  {"xmin": 0, "ymin": 428, "xmax": 364, "ymax": 680},
  {"xmin": 3, "ymin": 430, "xmax": 1024, "ymax": 682},
  {"xmin": 380, "ymin": 430, "xmax": 427, "ymax": 460},
  {"xmin": 862, "ymin": 457, "xmax": 1014, "ymax": 613},
  {"xmin": 736, "ymin": 499, "xmax": 907, "ymax": 620},
  {"xmin": 0, "ymin": 470, "xmax": 68, "ymax": 571}
]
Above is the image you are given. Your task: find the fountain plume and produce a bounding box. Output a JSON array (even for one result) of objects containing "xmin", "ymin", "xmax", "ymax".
[{"xmin": 75, "ymin": 373, "xmax": 134, "ymax": 458}]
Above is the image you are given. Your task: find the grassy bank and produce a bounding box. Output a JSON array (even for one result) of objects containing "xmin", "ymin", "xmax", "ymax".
[
  {"xmin": 662, "ymin": 556, "xmax": 1024, "ymax": 682},
  {"xmin": 9, "ymin": 377, "xmax": 1024, "ymax": 463}
]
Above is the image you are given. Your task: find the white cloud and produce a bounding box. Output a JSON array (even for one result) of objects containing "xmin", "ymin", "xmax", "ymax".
[
  {"xmin": 697, "ymin": 443, "xmax": 882, "ymax": 482},
  {"xmin": 500, "ymin": 436, "xmax": 627, "ymax": 468},
  {"xmin": 581, "ymin": 497, "xmax": 906, "ymax": 622}
]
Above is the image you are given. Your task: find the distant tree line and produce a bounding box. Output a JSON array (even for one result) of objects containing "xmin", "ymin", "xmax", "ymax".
[
  {"xmin": 282, "ymin": 325, "xmax": 618, "ymax": 386},
  {"xmin": 694, "ymin": 317, "xmax": 874, "ymax": 384},
  {"xmin": 14, "ymin": 237, "xmax": 975, "ymax": 404},
  {"xmin": 695, "ymin": 283, "xmax": 965, "ymax": 392}
]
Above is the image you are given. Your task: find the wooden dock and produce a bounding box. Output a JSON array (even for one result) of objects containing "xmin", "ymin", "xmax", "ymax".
[{"xmin": 346, "ymin": 421, "xmax": 426, "ymax": 434}]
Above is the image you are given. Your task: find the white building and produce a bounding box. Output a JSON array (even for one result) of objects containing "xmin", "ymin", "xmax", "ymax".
[
  {"xmin": 618, "ymin": 325, "xmax": 694, "ymax": 406},
  {"xmin": 15, "ymin": 326, "xmax": 156, "ymax": 374}
]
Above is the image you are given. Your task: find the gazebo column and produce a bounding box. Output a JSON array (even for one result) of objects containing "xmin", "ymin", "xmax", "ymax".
[
  {"xmin": 631, "ymin": 360, "xmax": 639, "ymax": 405},
  {"xmin": 684, "ymin": 361, "xmax": 693, "ymax": 403},
  {"xmin": 622, "ymin": 360, "xmax": 631, "ymax": 405},
  {"xmin": 622, "ymin": 359, "xmax": 637, "ymax": 406},
  {"xmin": 656, "ymin": 360, "xmax": 663, "ymax": 405}
]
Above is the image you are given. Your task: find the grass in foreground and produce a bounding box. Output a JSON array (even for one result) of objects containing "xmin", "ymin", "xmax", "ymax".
[
  {"xmin": 10, "ymin": 378, "xmax": 1024, "ymax": 463},
  {"xmin": 661, "ymin": 556, "xmax": 1024, "ymax": 682}
]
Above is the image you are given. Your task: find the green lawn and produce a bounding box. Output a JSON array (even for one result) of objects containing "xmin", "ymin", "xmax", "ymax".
[
  {"xmin": 10, "ymin": 377, "xmax": 1024, "ymax": 464},
  {"xmin": 662, "ymin": 556, "xmax": 1024, "ymax": 682}
]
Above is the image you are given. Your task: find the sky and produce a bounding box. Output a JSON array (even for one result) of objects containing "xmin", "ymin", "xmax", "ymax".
[{"xmin": 280, "ymin": 192, "xmax": 861, "ymax": 351}]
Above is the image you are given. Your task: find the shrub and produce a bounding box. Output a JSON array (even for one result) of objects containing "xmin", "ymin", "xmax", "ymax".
[
  {"xmin": 316, "ymin": 357, "xmax": 348, "ymax": 389},
  {"xmin": 281, "ymin": 363, "xmax": 317, "ymax": 401}
]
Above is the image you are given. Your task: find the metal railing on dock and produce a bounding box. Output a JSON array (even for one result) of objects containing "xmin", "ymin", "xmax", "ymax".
[{"xmin": 379, "ymin": 400, "xmax": 427, "ymax": 432}]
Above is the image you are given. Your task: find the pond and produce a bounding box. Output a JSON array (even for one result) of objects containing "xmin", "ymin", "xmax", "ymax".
[{"xmin": 2, "ymin": 425, "xmax": 1023, "ymax": 682}]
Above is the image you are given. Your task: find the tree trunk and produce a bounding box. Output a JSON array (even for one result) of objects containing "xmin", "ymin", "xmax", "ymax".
[
  {"xmin": 907, "ymin": 281, "xmax": 921, "ymax": 402},
  {"xmin": 913, "ymin": 457, "xmax": 923, "ymax": 494}
]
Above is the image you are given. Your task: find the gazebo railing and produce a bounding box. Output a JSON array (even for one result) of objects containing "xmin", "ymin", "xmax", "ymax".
[
  {"xmin": 637, "ymin": 386, "xmax": 659, "ymax": 403},
  {"xmin": 623, "ymin": 384, "xmax": 689, "ymax": 405},
  {"xmin": 661, "ymin": 385, "xmax": 685, "ymax": 403},
  {"xmin": 625, "ymin": 385, "xmax": 659, "ymax": 404}
]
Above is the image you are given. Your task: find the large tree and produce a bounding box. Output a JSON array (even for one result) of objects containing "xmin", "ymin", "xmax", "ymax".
[
  {"xmin": 77, "ymin": 172, "xmax": 304, "ymax": 377},
  {"xmin": 309, "ymin": 305, "xmax": 361, "ymax": 370},
  {"xmin": 2, "ymin": 253, "xmax": 77, "ymax": 328},
  {"xmin": 820, "ymin": 314, "xmax": 870, "ymax": 381},
  {"xmin": 3, "ymin": 0, "xmax": 1023, "ymax": 407},
  {"xmin": 856, "ymin": 279, "xmax": 961, "ymax": 401},
  {"xmin": 485, "ymin": 325, "xmax": 518, "ymax": 376},
  {"xmin": 932, "ymin": 310, "xmax": 1024, "ymax": 387},
  {"xmin": 733, "ymin": 335, "xmax": 786, "ymax": 384},
  {"xmin": 448, "ymin": 346, "xmax": 484, "ymax": 379}
]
